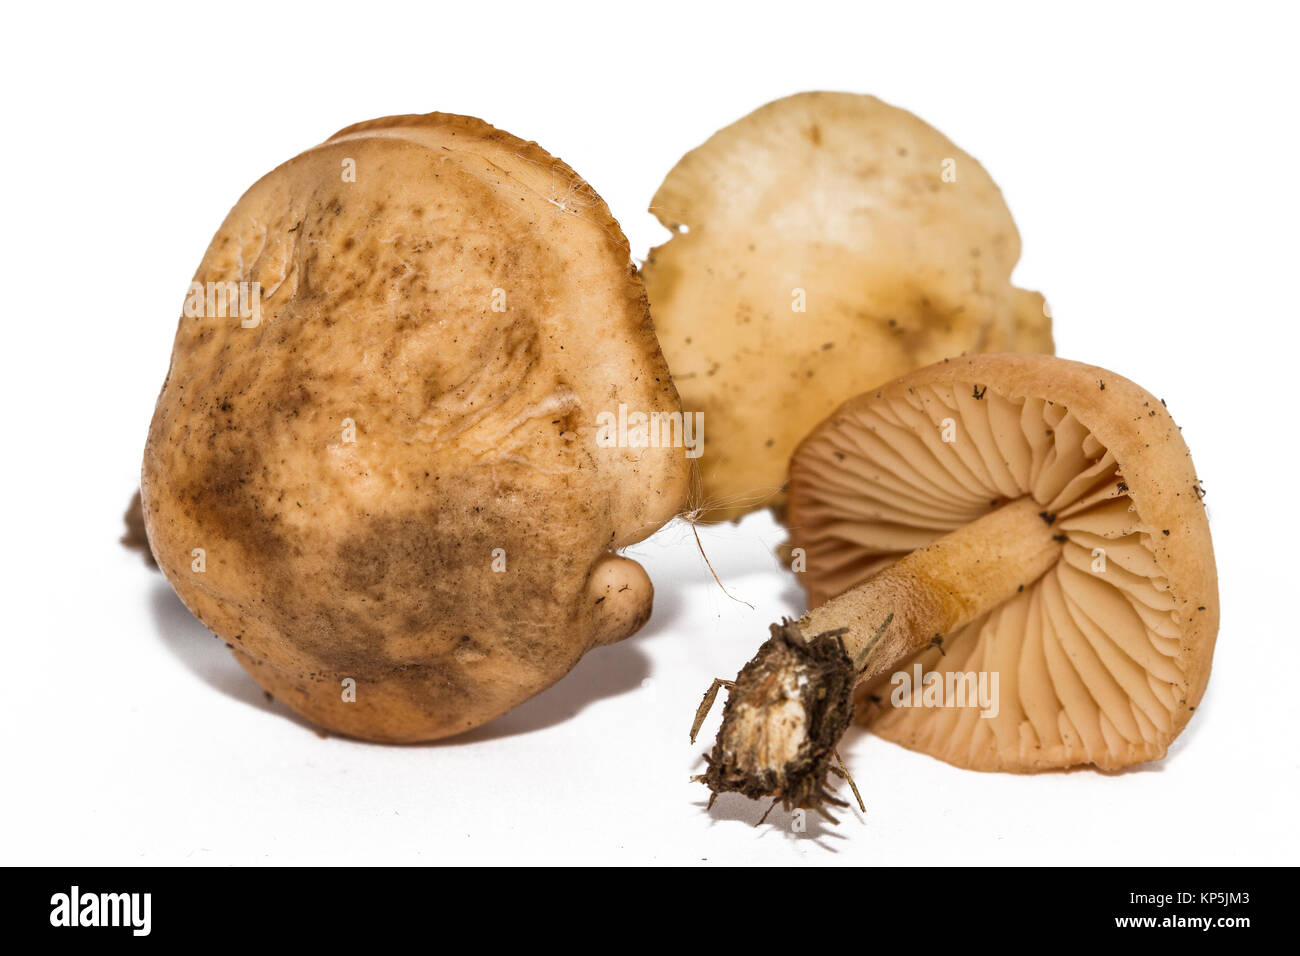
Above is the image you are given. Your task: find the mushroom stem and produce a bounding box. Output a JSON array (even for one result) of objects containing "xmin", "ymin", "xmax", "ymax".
[
  {"xmin": 698, "ymin": 496, "xmax": 1061, "ymax": 814},
  {"xmin": 803, "ymin": 495, "xmax": 1061, "ymax": 682}
]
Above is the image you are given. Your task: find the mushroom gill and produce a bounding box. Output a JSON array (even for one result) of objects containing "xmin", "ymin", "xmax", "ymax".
[{"xmin": 789, "ymin": 381, "xmax": 1190, "ymax": 771}]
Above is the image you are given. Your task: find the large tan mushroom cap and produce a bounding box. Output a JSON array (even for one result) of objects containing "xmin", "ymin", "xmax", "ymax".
[
  {"xmin": 142, "ymin": 113, "xmax": 690, "ymax": 742},
  {"xmin": 787, "ymin": 355, "xmax": 1218, "ymax": 771},
  {"xmin": 645, "ymin": 92, "xmax": 1053, "ymax": 522}
]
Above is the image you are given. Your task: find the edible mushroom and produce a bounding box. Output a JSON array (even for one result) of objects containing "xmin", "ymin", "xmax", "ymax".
[
  {"xmin": 693, "ymin": 354, "xmax": 1217, "ymax": 813},
  {"xmin": 143, "ymin": 113, "xmax": 691, "ymax": 742},
  {"xmin": 645, "ymin": 92, "xmax": 1053, "ymax": 522}
]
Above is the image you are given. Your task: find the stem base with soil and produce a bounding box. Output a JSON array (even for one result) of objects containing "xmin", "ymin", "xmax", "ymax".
[{"xmin": 697, "ymin": 496, "xmax": 1062, "ymax": 816}]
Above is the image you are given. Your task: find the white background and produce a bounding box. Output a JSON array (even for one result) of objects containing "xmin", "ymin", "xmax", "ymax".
[{"xmin": 2, "ymin": 1, "xmax": 1296, "ymax": 865}]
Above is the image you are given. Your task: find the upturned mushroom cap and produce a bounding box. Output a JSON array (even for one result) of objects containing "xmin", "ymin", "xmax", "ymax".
[
  {"xmin": 644, "ymin": 92, "xmax": 1053, "ymax": 522},
  {"xmin": 787, "ymin": 355, "xmax": 1218, "ymax": 771},
  {"xmin": 142, "ymin": 113, "xmax": 690, "ymax": 742}
]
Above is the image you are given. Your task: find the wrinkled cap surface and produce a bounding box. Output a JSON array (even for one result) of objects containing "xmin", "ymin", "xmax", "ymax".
[
  {"xmin": 788, "ymin": 355, "xmax": 1218, "ymax": 771},
  {"xmin": 143, "ymin": 113, "xmax": 690, "ymax": 741},
  {"xmin": 645, "ymin": 92, "xmax": 1053, "ymax": 522}
]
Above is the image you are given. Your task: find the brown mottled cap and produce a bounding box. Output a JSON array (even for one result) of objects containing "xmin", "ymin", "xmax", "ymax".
[
  {"xmin": 142, "ymin": 113, "xmax": 690, "ymax": 741},
  {"xmin": 787, "ymin": 354, "xmax": 1218, "ymax": 771}
]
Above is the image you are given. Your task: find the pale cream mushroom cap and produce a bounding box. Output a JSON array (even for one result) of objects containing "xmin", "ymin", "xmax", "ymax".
[
  {"xmin": 645, "ymin": 92, "xmax": 1053, "ymax": 522},
  {"xmin": 787, "ymin": 354, "xmax": 1218, "ymax": 771}
]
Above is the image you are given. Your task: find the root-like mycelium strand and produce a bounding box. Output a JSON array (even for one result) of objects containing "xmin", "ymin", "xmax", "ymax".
[{"xmin": 697, "ymin": 496, "xmax": 1061, "ymax": 814}]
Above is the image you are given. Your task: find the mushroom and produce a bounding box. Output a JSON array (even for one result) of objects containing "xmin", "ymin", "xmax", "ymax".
[
  {"xmin": 693, "ymin": 354, "xmax": 1217, "ymax": 813},
  {"xmin": 143, "ymin": 112, "xmax": 690, "ymax": 742},
  {"xmin": 644, "ymin": 92, "xmax": 1053, "ymax": 522}
]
